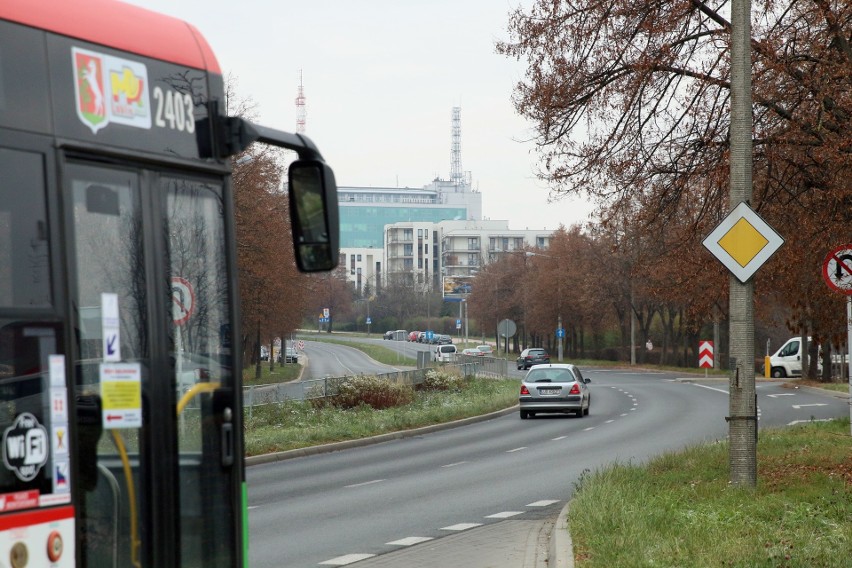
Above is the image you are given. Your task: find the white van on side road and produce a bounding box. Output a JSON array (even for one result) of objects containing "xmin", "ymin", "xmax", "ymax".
[
  {"xmin": 768, "ymin": 336, "xmax": 821, "ymax": 378},
  {"xmin": 434, "ymin": 344, "xmax": 457, "ymax": 362}
]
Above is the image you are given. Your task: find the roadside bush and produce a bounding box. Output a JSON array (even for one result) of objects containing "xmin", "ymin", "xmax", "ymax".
[
  {"xmin": 328, "ymin": 375, "xmax": 414, "ymax": 410},
  {"xmin": 419, "ymin": 368, "xmax": 465, "ymax": 392}
]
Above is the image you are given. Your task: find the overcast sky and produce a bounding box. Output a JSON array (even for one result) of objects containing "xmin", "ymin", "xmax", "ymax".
[{"xmin": 127, "ymin": 0, "xmax": 595, "ymax": 231}]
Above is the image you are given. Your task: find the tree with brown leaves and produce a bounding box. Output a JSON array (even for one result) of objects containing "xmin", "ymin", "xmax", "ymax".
[{"xmin": 499, "ymin": 0, "xmax": 850, "ymax": 371}]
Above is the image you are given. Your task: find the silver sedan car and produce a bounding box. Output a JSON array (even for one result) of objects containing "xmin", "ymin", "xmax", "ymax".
[{"xmin": 519, "ymin": 363, "xmax": 591, "ymax": 419}]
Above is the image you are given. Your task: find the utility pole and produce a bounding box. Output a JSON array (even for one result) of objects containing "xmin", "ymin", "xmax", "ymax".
[{"xmin": 728, "ymin": 0, "xmax": 757, "ymax": 487}]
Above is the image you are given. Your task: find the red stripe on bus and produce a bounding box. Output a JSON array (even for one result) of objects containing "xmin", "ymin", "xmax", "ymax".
[
  {"xmin": 0, "ymin": 506, "xmax": 75, "ymax": 531},
  {"xmin": 1, "ymin": 0, "xmax": 220, "ymax": 74}
]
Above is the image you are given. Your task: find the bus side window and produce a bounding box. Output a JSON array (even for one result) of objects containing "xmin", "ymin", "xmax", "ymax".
[{"xmin": 0, "ymin": 148, "xmax": 52, "ymax": 308}]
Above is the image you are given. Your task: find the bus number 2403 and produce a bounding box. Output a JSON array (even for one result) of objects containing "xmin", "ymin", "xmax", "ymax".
[{"xmin": 153, "ymin": 87, "xmax": 195, "ymax": 134}]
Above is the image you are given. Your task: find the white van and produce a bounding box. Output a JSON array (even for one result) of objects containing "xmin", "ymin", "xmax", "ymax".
[
  {"xmin": 768, "ymin": 337, "xmax": 821, "ymax": 378},
  {"xmin": 434, "ymin": 344, "xmax": 457, "ymax": 362}
]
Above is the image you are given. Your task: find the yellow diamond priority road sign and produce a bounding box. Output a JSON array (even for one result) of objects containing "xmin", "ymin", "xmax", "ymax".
[{"xmin": 703, "ymin": 202, "xmax": 784, "ymax": 283}]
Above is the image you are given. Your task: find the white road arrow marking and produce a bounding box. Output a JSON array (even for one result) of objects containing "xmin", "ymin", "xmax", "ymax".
[{"xmin": 792, "ymin": 403, "xmax": 827, "ymax": 409}]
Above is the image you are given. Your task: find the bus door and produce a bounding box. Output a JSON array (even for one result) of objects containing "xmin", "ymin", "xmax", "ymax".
[{"xmin": 65, "ymin": 159, "xmax": 239, "ymax": 568}]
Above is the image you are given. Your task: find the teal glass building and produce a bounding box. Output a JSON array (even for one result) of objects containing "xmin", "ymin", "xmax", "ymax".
[{"xmin": 338, "ymin": 185, "xmax": 476, "ymax": 248}]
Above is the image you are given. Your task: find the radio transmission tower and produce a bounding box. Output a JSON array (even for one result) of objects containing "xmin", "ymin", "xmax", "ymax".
[
  {"xmin": 295, "ymin": 70, "xmax": 306, "ymax": 133},
  {"xmin": 450, "ymin": 107, "xmax": 463, "ymax": 187}
]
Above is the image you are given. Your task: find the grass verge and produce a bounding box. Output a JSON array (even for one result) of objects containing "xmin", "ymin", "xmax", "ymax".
[
  {"xmin": 784, "ymin": 379, "xmax": 850, "ymax": 394},
  {"xmin": 244, "ymin": 377, "xmax": 519, "ymax": 456},
  {"xmin": 300, "ymin": 335, "xmax": 418, "ymax": 365},
  {"xmin": 569, "ymin": 418, "xmax": 852, "ymax": 567},
  {"xmin": 243, "ymin": 362, "xmax": 301, "ymax": 386}
]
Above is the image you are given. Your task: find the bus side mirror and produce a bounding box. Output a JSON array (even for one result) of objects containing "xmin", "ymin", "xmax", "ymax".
[{"xmin": 288, "ymin": 160, "xmax": 339, "ymax": 272}]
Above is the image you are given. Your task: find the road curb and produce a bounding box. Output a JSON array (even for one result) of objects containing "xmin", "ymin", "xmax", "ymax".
[
  {"xmin": 246, "ymin": 404, "xmax": 519, "ymax": 466},
  {"xmin": 549, "ymin": 500, "xmax": 574, "ymax": 568}
]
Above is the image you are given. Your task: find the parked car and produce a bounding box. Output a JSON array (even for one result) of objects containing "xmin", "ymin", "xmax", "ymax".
[
  {"xmin": 408, "ymin": 331, "xmax": 421, "ymax": 342},
  {"xmin": 461, "ymin": 348, "xmax": 481, "ymax": 357},
  {"xmin": 259, "ymin": 346, "xmax": 269, "ymax": 361},
  {"xmin": 519, "ymin": 363, "xmax": 591, "ymax": 419},
  {"xmin": 383, "ymin": 330, "xmax": 394, "ymax": 340},
  {"xmin": 434, "ymin": 344, "xmax": 458, "ymax": 362},
  {"xmin": 475, "ymin": 345, "xmax": 493, "ymax": 357},
  {"xmin": 430, "ymin": 334, "xmax": 452, "ymax": 345},
  {"xmin": 517, "ymin": 348, "xmax": 551, "ymax": 370},
  {"xmin": 278, "ymin": 347, "xmax": 298, "ymax": 364},
  {"xmin": 417, "ymin": 331, "xmax": 428, "ymax": 343}
]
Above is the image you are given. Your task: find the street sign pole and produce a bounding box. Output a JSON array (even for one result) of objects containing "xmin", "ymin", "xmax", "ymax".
[
  {"xmin": 839, "ymin": 294, "xmax": 852, "ymax": 435},
  {"xmin": 558, "ymin": 315, "xmax": 563, "ymax": 362},
  {"xmin": 728, "ymin": 0, "xmax": 756, "ymax": 488},
  {"xmin": 821, "ymin": 244, "xmax": 852, "ymax": 435}
]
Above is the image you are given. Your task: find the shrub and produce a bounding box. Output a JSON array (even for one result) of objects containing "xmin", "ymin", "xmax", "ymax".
[
  {"xmin": 419, "ymin": 368, "xmax": 465, "ymax": 392},
  {"xmin": 328, "ymin": 375, "xmax": 414, "ymax": 410}
]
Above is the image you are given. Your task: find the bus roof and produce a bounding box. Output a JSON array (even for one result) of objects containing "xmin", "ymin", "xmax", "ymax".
[{"xmin": 2, "ymin": 0, "xmax": 220, "ymax": 74}]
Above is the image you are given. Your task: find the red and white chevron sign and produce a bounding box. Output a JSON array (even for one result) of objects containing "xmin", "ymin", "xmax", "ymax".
[{"xmin": 699, "ymin": 341, "xmax": 714, "ymax": 368}]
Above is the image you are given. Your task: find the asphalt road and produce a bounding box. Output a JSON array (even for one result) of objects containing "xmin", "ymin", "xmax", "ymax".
[
  {"xmin": 246, "ymin": 364, "xmax": 849, "ymax": 567},
  {"xmin": 299, "ymin": 338, "xmax": 414, "ymax": 380}
]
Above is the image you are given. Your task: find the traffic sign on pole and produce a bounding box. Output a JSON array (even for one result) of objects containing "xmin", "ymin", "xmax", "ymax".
[
  {"xmin": 702, "ymin": 202, "xmax": 784, "ymax": 283},
  {"xmin": 699, "ymin": 341, "xmax": 714, "ymax": 368},
  {"xmin": 821, "ymin": 244, "xmax": 852, "ymax": 435},
  {"xmin": 822, "ymin": 244, "xmax": 852, "ymax": 295}
]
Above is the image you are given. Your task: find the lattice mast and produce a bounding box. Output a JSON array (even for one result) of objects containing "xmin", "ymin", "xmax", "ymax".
[
  {"xmin": 295, "ymin": 70, "xmax": 306, "ymax": 133},
  {"xmin": 450, "ymin": 107, "xmax": 463, "ymax": 187}
]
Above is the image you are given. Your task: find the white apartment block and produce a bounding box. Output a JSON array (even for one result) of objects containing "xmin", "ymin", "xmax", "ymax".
[{"xmin": 368, "ymin": 219, "xmax": 552, "ymax": 297}]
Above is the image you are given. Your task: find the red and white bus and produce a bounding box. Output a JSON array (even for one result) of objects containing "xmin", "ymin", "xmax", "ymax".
[{"xmin": 0, "ymin": 1, "xmax": 339, "ymax": 566}]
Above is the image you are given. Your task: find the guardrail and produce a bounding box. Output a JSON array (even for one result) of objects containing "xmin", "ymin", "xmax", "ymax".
[{"xmin": 242, "ymin": 356, "xmax": 509, "ymax": 414}]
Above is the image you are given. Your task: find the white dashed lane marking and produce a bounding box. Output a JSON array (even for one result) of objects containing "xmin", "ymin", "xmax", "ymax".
[
  {"xmin": 319, "ymin": 553, "xmax": 376, "ymax": 565},
  {"xmin": 527, "ymin": 500, "xmax": 560, "ymax": 507},
  {"xmin": 345, "ymin": 479, "xmax": 385, "ymax": 489},
  {"xmin": 386, "ymin": 536, "xmax": 433, "ymax": 546},
  {"xmin": 441, "ymin": 523, "xmax": 482, "ymax": 531},
  {"xmin": 485, "ymin": 511, "xmax": 523, "ymax": 519}
]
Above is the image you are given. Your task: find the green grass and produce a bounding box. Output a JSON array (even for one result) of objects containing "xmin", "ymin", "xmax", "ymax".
[
  {"xmin": 243, "ymin": 377, "xmax": 519, "ymax": 456},
  {"xmin": 301, "ymin": 335, "xmax": 418, "ymax": 365},
  {"xmin": 569, "ymin": 418, "xmax": 852, "ymax": 567},
  {"xmin": 786, "ymin": 379, "xmax": 850, "ymax": 394},
  {"xmin": 242, "ymin": 361, "xmax": 301, "ymax": 386}
]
